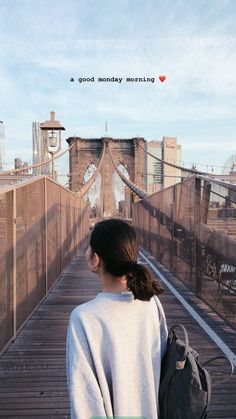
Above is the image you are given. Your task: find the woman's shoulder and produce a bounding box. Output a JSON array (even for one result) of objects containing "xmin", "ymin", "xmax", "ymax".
[{"xmin": 69, "ymin": 296, "xmax": 100, "ymax": 323}]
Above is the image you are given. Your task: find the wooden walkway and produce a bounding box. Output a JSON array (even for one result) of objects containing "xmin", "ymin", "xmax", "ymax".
[{"xmin": 0, "ymin": 248, "xmax": 236, "ymax": 418}]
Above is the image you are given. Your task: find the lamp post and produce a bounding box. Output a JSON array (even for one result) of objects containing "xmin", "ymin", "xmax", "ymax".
[
  {"xmin": 40, "ymin": 111, "xmax": 65, "ymax": 181},
  {"xmin": 48, "ymin": 130, "xmax": 58, "ymax": 181}
]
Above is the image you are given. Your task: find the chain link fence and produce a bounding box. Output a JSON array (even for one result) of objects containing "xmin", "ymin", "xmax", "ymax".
[
  {"xmin": 0, "ymin": 177, "xmax": 90, "ymax": 355},
  {"xmin": 133, "ymin": 175, "xmax": 236, "ymax": 329}
]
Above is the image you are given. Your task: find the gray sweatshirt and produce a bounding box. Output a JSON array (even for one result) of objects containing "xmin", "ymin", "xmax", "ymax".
[{"xmin": 66, "ymin": 290, "xmax": 168, "ymax": 419}]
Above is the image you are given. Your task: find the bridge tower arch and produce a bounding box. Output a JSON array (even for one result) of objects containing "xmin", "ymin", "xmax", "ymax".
[{"xmin": 66, "ymin": 136, "xmax": 146, "ymax": 217}]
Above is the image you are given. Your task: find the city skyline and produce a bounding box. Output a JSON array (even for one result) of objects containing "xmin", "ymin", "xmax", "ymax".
[{"xmin": 0, "ymin": 0, "xmax": 236, "ymax": 174}]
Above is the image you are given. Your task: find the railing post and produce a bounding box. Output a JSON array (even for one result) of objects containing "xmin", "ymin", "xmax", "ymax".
[
  {"xmin": 195, "ymin": 177, "xmax": 202, "ymax": 297},
  {"xmin": 171, "ymin": 186, "xmax": 176, "ymax": 273},
  {"xmin": 60, "ymin": 186, "xmax": 62, "ymax": 273},
  {"xmin": 157, "ymin": 202, "xmax": 161, "ymax": 260},
  {"xmin": 13, "ymin": 187, "xmax": 17, "ymax": 339},
  {"xmin": 44, "ymin": 178, "xmax": 48, "ymax": 293},
  {"xmin": 201, "ymin": 180, "xmax": 211, "ymax": 224}
]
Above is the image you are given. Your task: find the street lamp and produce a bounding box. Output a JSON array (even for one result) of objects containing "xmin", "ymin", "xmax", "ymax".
[{"xmin": 40, "ymin": 111, "xmax": 65, "ymax": 181}]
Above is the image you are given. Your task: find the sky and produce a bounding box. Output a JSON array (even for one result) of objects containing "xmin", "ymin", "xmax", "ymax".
[{"xmin": 0, "ymin": 0, "xmax": 236, "ymax": 176}]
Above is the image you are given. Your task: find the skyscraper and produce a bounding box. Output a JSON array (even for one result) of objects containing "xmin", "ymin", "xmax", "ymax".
[
  {"xmin": 146, "ymin": 140, "xmax": 163, "ymax": 194},
  {"xmin": 146, "ymin": 137, "xmax": 182, "ymax": 193},
  {"xmin": 162, "ymin": 137, "xmax": 182, "ymax": 189},
  {"xmin": 0, "ymin": 121, "xmax": 5, "ymax": 171},
  {"xmin": 32, "ymin": 122, "xmax": 50, "ymax": 175}
]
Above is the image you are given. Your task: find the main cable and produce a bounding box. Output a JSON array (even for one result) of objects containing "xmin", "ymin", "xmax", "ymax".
[
  {"xmin": 0, "ymin": 143, "xmax": 75, "ymax": 176},
  {"xmin": 137, "ymin": 143, "xmax": 208, "ymax": 175}
]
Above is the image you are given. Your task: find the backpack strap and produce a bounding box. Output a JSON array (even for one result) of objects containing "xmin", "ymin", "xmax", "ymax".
[
  {"xmin": 170, "ymin": 324, "xmax": 190, "ymax": 365},
  {"xmin": 202, "ymin": 362, "xmax": 212, "ymax": 418},
  {"xmin": 202, "ymin": 355, "xmax": 234, "ymax": 386},
  {"xmin": 159, "ymin": 324, "xmax": 190, "ymax": 402}
]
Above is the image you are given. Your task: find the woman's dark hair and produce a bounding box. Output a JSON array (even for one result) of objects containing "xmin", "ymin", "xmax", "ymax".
[{"xmin": 89, "ymin": 218, "xmax": 163, "ymax": 301}]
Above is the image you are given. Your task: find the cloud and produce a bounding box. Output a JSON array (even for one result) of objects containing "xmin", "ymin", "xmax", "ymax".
[{"xmin": 0, "ymin": 0, "xmax": 236, "ymax": 173}]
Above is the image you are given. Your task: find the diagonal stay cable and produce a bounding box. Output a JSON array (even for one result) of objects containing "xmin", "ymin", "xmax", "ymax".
[
  {"xmin": 0, "ymin": 142, "xmax": 75, "ymax": 176},
  {"xmin": 77, "ymin": 141, "xmax": 106, "ymax": 197},
  {"xmin": 107, "ymin": 142, "xmax": 146, "ymax": 199},
  {"xmin": 137, "ymin": 142, "xmax": 208, "ymax": 175}
]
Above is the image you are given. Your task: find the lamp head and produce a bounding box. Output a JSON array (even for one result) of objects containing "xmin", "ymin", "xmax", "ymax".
[{"xmin": 49, "ymin": 130, "xmax": 58, "ymax": 148}]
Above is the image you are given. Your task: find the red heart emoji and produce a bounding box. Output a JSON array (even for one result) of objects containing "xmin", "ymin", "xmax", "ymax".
[{"xmin": 159, "ymin": 75, "xmax": 166, "ymax": 82}]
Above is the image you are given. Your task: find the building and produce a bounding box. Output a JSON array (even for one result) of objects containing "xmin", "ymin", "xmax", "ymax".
[
  {"xmin": 0, "ymin": 121, "xmax": 5, "ymax": 171},
  {"xmin": 162, "ymin": 137, "xmax": 182, "ymax": 189},
  {"xmin": 32, "ymin": 122, "xmax": 50, "ymax": 175},
  {"xmin": 14, "ymin": 157, "xmax": 23, "ymax": 169},
  {"xmin": 146, "ymin": 140, "xmax": 163, "ymax": 194},
  {"xmin": 146, "ymin": 137, "xmax": 182, "ymax": 193}
]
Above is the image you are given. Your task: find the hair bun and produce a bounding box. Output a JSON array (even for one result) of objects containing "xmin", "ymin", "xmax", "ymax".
[
  {"xmin": 130, "ymin": 260, "xmax": 137, "ymax": 266},
  {"xmin": 128, "ymin": 260, "xmax": 138, "ymax": 271}
]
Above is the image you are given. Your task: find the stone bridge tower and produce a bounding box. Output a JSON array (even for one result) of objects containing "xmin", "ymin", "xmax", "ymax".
[{"xmin": 66, "ymin": 137, "xmax": 146, "ymax": 217}]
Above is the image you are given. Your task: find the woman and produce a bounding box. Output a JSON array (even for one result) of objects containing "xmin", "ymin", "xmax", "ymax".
[{"xmin": 66, "ymin": 219, "xmax": 168, "ymax": 419}]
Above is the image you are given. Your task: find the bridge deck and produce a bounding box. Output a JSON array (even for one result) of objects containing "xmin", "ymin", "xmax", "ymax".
[{"xmin": 0, "ymin": 249, "xmax": 236, "ymax": 418}]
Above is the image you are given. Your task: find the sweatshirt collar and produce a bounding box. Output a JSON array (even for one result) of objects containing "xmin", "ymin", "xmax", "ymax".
[{"xmin": 95, "ymin": 290, "xmax": 134, "ymax": 300}]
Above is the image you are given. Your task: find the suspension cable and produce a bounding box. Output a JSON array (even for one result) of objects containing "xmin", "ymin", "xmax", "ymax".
[
  {"xmin": 107, "ymin": 142, "xmax": 146, "ymax": 199},
  {"xmin": 0, "ymin": 143, "xmax": 75, "ymax": 176},
  {"xmin": 137, "ymin": 143, "xmax": 208, "ymax": 175},
  {"xmin": 76, "ymin": 141, "xmax": 106, "ymax": 197}
]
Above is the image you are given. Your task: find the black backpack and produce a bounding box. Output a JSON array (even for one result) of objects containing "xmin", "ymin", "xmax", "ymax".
[{"xmin": 159, "ymin": 324, "xmax": 234, "ymax": 419}]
